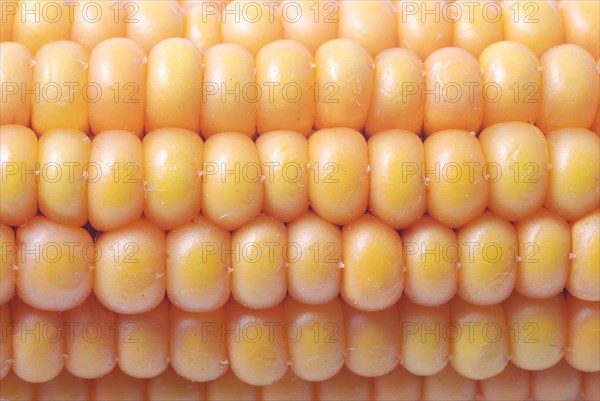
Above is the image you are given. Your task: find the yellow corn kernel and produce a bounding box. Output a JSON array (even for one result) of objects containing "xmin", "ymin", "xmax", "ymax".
[
  {"xmin": 10, "ymin": 297, "xmax": 63, "ymax": 383},
  {"xmin": 88, "ymin": 38, "xmax": 147, "ymax": 138},
  {"xmin": 424, "ymin": 129, "xmax": 489, "ymax": 229},
  {"xmin": 479, "ymin": 121, "xmax": 548, "ymax": 221},
  {"xmin": 256, "ymin": 130, "xmax": 309, "ymax": 222},
  {"xmin": 261, "ymin": 370, "xmax": 314, "ymax": 401},
  {"xmin": 368, "ymin": 129, "xmax": 426, "ymax": 230},
  {"xmin": 147, "ymin": 366, "xmax": 205, "ymax": 401},
  {"xmin": 184, "ymin": 4, "xmax": 222, "ymax": 53},
  {"xmin": 568, "ymin": 209, "xmax": 600, "ymax": 301},
  {"xmin": 479, "ymin": 41, "xmax": 540, "ymax": 128},
  {"xmin": 479, "ymin": 362, "xmax": 530, "ymax": 401},
  {"xmin": 0, "ymin": 42, "xmax": 32, "ymax": 126},
  {"xmin": 0, "ymin": 303, "xmax": 11, "ymax": 378},
  {"xmin": 422, "ymin": 364, "xmax": 478, "ymax": 401},
  {"xmin": 343, "ymin": 303, "xmax": 400, "ymax": 377},
  {"xmin": 308, "ymin": 127, "xmax": 369, "ymax": 226},
  {"xmin": 560, "ymin": 0, "xmax": 600, "ymax": 59},
  {"xmin": 125, "ymin": 0, "xmax": 184, "ymax": 53},
  {"xmin": 314, "ymin": 39, "xmax": 374, "ymax": 131},
  {"xmin": 226, "ymin": 302, "xmax": 288, "ymax": 386},
  {"xmin": 94, "ymin": 218, "xmax": 166, "ymax": 314},
  {"xmin": 423, "ymin": 47, "xmax": 484, "ymax": 136},
  {"xmin": 201, "ymin": 132, "xmax": 263, "ymax": 230},
  {"xmin": 37, "ymin": 369, "xmax": 89, "ymax": 401},
  {"xmin": 565, "ymin": 295, "xmax": 600, "ymax": 372},
  {"xmin": 87, "ymin": 130, "xmax": 144, "ymax": 231},
  {"xmin": 0, "ymin": 0, "xmax": 15, "ymax": 41},
  {"xmin": 280, "ymin": 0, "xmax": 338, "ymax": 54},
  {"xmin": 255, "ymin": 40, "xmax": 315, "ymax": 136},
  {"xmin": 537, "ymin": 44, "xmax": 599, "ymax": 133},
  {"xmin": 316, "ymin": 367, "xmax": 371, "ymax": 401},
  {"xmin": 143, "ymin": 128, "xmax": 203, "ymax": 231},
  {"xmin": 338, "ymin": 0, "xmax": 397, "ymax": 57},
  {"xmin": 206, "ymin": 369, "xmax": 259, "ymax": 401},
  {"xmin": 449, "ymin": 297, "xmax": 509, "ymax": 380},
  {"xmin": 373, "ymin": 366, "xmax": 423, "ymax": 401},
  {"xmin": 169, "ymin": 306, "xmax": 228, "ymax": 382},
  {"xmin": 90, "ymin": 367, "xmax": 146, "ymax": 401},
  {"xmin": 284, "ymin": 297, "xmax": 345, "ymax": 382},
  {"xmin": 545, "ymin": 128, "xmax": 599, "ymax": 221},
  {"xmin": 531, "ymin": 358, "xmax": 582, "ymax": 401},
  {"xmin": 365, "ymin": 49, "xmax": 424, "ymax": 136},
  {"xmin": 0, "ymin": 224, "xmax": 16, "ymax": 305},
  {"xmin": 342, "ymin": 214, "xmax": 404, "ymax": 312},
  {"xmin": 395, "ymin": 0, "xmax": 453, "ymax": 60},
  {"xmin": 515, "ymin": 207, "xmax": 570, "ymax": 299},
  {"xmin": 12, "ymin": 0, "xmax": 71, "ymax": 54},
  {"xmin": 38, "ymin": 128, "xmax": 90, "ymax": 226},
  {"xmin": 286, "ymin": 211, "xmax": 342, "ymax": 305},
  {"xmin": 16, "ymin": 215, "xmax": 93, "ymax": 311},
  {"xmin": 0, "ymin": 125, "xmax": 37, "ymax": 227},
  {"xmin": 200, "ymin": 44, "xmax": 256, "ymax": 138},
  {"xmin": 501, "ymin": 0, "xmax": 564, "ymax": 57},
  {"xmin": 457, "ymin": 211, "xmax": 518, "ymax": 305},
  {"xmin": 145, "ymin": 39, "xmax": 203, "ymax": 133},
  {"xmin": 70, "ymin": 0, "xmax": 126, "ymax": 53},
  {"xmin": 452, "ymin": 0, "xmax": 503, "ymax": 57},
  {"xmin": 504, "ymin": 292, "xmax": 567, "ymax": 370},
  {"xmin": 118, "ymin": 298, "xmax": 169, "ymax": 379},
  {"xmin": 166, "ymin": 215, "xmax": 230, "ymax": 312},
  {"xmin": 63, "ymin": 294, "xmax": 117, "ymax": 379},
  {"xmin": 31, "ymin": 41, "xmax": 89, "ymax": 135},
  {"xmin": 399, "ymin": 297, "xmax": 450, "ymax": 376},
  {"xmin": 221, "ymin": 0, "xmax": 283, "ymax": 56},
  {"xmin": 231, "ymin": 213, "xmax": 286, "ymax": 309},
  {"xmin": 402, "ymin": 215, "xmax": 458, "ymax": 306}
]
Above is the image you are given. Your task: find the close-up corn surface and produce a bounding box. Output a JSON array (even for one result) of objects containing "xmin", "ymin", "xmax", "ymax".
[{"xmin": 0, "ymin": 0, "xmax": 599, "ymax": 400}]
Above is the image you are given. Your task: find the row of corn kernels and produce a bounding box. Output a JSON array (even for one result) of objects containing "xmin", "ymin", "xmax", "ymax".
[
  {"xmin": 1, "ymin": 292, "xmax": 598, "ymax": 384},
  {"xmin": 2, "ymin": 37, "xmax": 599, "ymax": 137},
  {"xmin": 1, "ymin": 206, "xmax": 597, "ymax": 315},
  {"xmin": 1, "ymin": 363, "xmax": 598, "ymax": 401},
  {"xmin": 2, "ymin": 124, "xmax": 598, "ymax": 231},
  {"xmin": 1, "ymin": 0, "xmax": 598, "ymax": 60}
]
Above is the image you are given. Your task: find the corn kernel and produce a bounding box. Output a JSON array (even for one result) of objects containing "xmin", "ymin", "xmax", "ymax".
[
  {"xmin": 280, "ymin": 0, "xmax": 338, "ymax": 54},
  {"xmin": 286, "ymin": 211, "xmax": 342, "ymax": 305},
  {"xmin": 70, "ymin": 0, "xmax": 126, "ymax": 53},
  {"xmin": 365, "ymin": 49, "xmax": 424, "ymax": 136},
  {"xmin": 125, "ymin": 0, "xmax": 184, "ymax": 53},
  {"xmin": 308, "ymin": 127, "xmax": 369, "ymax": 226},
  {"xmin": 87, "ymin": 130, "xmax": 144, "ymax": 231},
  {"xmin": 0, "ymin": 224, "xmax": 16, "ymax": 305},
  {"xmin": 567, "ymin": 209, "xmax": 600, "ymax": 301},
  {"xmin": 368, "ymin": 129, "xmax": 426, "ymax": 229},
  {"xmin": 184, "ymin": 4, "xmax": 221, "ymax": 53},
  {"xmin": 118, "ymin": 298, "xmax": 169, "ymax": 379},
  {"xmin": 531, "ymin": 358, "xmax": 582, "ymax": 401},
  {"xmin": 143, "ymin": 127, "xmax": 203, "ymax": 230},
  {"xmin": 373, "ymin": 366, "xmax": 422, "ymax": 401},
  {"xmin": 560, "ymin": 0, "xmax": 600, "ymax": 59},
  {"xmin": 479, "ymin": 362, "xmax": 530, "ymax": 401},
  {"xmin": 31, "ymin": 41, "xmax": 89, "ymax": 135},
  {"xmin": 255, "ymin": 41, "xmax": 315, "ymax": 136},
  {"xmin": 565, "ymin": 295, "xmax": 600, "ymax": 372},
  {"xmin": 90, "ymin": 367, "xmax": 146, "ymax": 401},
  {"xmin": 12, "ymin": 0, "xmax": 71, "ymax": 54},
  {"xmin": 314, "ymin": 39, "xmax": 373, "ymax": 131},
  {"xmin": 452, "ymin": 0, "xmax": 503, "ymax": 58},
  {"xmin": 166, "ymin": 215, "xmax": 231, "ymax": 312},
  {"xmin": 231, "ymin": 213, "xmax": 286, "ymax": 309},
  {"xmin": 94, "ymin": 218, "xmax": 166, "ymax": 314},
  {"xmin": 147, "ymin": 366, "xmax": 205, "ymax": 401},
  {"xmin": 0, "ymin": 42, "xmax": 33, "ymax": 126},
  {"xmin": 0, "ymin": 125, "xmax": 37, "ymax": 227},
  {"xmin": 38, "ymin": 128, "xmax": 90, "ymax": 226},
  {"xmin": 88, "ymin": 38, "xmax": 147, "ymax": 138}
]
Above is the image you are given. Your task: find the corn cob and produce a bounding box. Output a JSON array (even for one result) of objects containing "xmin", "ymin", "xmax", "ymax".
[
  {"xmin": 0, "ymin": 0, "xmax": 599, "ymax": 398},
  {"xmin": 2, "ymin": 123, "xmax": 598, "ymax": 231},
  {"xmin": 2, "ymin": 291, "xmax": 598, "ymax": 384},
  {"xmin": 1, "ymin": 36, "xmax": 599, "ymax": 137},
  {"xmin": 3, "ymin": 0, "xmax": 598, "ymax": 63},
  {"xmin": 1, "ymin": 207, "xmax": 598, "ymax": 313}
]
